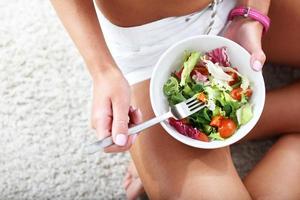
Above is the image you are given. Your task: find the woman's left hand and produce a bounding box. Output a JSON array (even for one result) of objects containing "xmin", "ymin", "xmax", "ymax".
[{"xmin": 222, "ymin": 17, "xmax": 266, "ymax": 71}]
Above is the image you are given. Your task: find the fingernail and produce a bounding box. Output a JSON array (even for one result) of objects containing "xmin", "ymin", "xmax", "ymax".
[
  {"xmin": 129, "ymin": 106, "xmax": 137, "ymax": 113},
  {"xmin": 253, "ymin": 60, "xmax": 262, "ymax": 71},
  {"xmin": 132, "ymin": 134, "xmax": 138, "ymax": 144},
  {"xmin": 115, "ymin": 134, "xmax": 127, "ymax": 146}
]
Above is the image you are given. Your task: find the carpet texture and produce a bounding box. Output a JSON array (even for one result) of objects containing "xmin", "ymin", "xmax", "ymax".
[{"xmin": 1, "ymin": 0, "xmax": 300, "ymax": 199}]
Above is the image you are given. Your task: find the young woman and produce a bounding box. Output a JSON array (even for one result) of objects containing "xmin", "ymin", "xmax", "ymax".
[{"xmin": 51, "ymin": 0, "xmax": 300, "ymax": 199}]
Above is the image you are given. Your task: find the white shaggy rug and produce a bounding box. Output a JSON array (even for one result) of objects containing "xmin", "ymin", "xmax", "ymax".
[{"xmin": 1, "ymin": 0, "xmax": 300, "ymax": 199}]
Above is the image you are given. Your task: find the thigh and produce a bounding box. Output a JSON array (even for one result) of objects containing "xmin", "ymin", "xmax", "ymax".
[
  {"xmin": 244, "ymin": 134, "xmax": 300, "ymax": 200},
  {"xmin": 263, "ymin": 0, "xmax": 300, "ymax": 66},
  {"xmin": 129, "ymin": 79, "xmax": 251, "ymax": 200}
]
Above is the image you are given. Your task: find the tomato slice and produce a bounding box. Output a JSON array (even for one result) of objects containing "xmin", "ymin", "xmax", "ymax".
[
  {"xmin": 191, "ymin": 64, "xmax": 209, "ymax": 76},
  {"xmin": 218, "ymin": 118, "xmax": 237, "ymax": 138},
  {"xmin": 227, "ymin": 71, "xmax": 239, "ymax": 86},
  {"xmin": 180, "ymin": 118, "xmax": 189, "ymax": 124},
  {"xmin": 197, "ymin": 92, "xmax": 207, "ymax": 103},
  {"xmin": 232, "ymin": 67, "xmax": 239, "ymax": 71},
  {"xmin": 245, "ymin": 88, "xmax": 253, "ymax": 98},
  {"xmin": 230, "ymin": 88, "xmax": 243, "ymax": 101},
  {"xmin": 194, "ymin": 131, "xmax": 209, "ymax": 142},
  {"xmin": 210, "ymin": 116, "xmax": 223, "ymax": 127}
]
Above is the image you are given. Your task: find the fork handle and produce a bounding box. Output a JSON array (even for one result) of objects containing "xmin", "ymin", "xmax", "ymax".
[
  {"xmin": 86, "ymin": 111, "xmax": 173, "ymax": 154},
  {"xmin": 128, "ymin": 111, "xmax": 172, "ymax": 135}
]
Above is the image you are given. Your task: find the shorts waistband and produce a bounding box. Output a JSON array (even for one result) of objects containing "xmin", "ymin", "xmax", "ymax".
[{"xmin": 95, "ymin": 0, "xmax": 236, "ymax": 85}]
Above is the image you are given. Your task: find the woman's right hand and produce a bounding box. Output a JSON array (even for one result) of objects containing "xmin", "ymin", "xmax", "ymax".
[
  {"xmin": 91, "ymin": 66, "xmax": 142, "ymax": 153},
  {"xmin": 50, "ymin": 0, "xmax": 142, "ymax": 153}
]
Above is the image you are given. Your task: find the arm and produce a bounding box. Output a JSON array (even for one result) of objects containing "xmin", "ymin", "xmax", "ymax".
[
  {"xmin": 51, "ymin": 0, "xmax": 140, "ymax": 152},
  {"xmin": 50, "ymin": 0, "xmax": 114, "ymax": 78},
  {"xmin": 223, "ymin": 0, "xmax": 271, "ymax": 71},
  {"xmin": 237, "ymin": 0, "xmax": 271, "ymax": 14}
]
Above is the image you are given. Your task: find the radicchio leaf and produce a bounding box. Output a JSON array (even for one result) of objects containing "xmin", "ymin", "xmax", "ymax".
[
  {"xmin": 168, "ymin": 118, "xmax": 209, "ymax": 142},
  {"xmin": 206, "ymin": 47, "xmax": 230, "ymax": 67}
]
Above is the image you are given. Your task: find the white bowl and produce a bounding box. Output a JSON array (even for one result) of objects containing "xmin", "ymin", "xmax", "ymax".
[{"xmin": 150, "ymin": 35, "xmax": 265, "ymax": 149}]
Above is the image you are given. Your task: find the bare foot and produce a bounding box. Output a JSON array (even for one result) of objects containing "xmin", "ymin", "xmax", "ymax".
[{"xmin": 123, "ymin": 161, "xmax": 145, "ymax": 200}]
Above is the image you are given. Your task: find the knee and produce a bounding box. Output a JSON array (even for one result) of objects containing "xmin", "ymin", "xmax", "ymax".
[{"xmin": 277, "ymin": 133, "xmax": 300, "ymax": 150}]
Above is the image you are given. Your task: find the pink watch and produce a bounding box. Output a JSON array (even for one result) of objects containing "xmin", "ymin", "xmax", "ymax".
[{"xmin": 228, "ymin": 6, "xmax": 271, "ymax": 34}]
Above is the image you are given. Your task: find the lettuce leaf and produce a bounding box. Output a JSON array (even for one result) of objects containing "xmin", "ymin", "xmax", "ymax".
[
  {"xmin": 163, "ymin": 76, "xmax": 179, "ymax": 96},
  {"xmin": 212, "ymin": 106, "xmax": 226, "ymax": 117},
  {"xmin": 210, "ymin": 77, "xmax": 233, "ymax": 92},
  {"xmin": 209, "ymin": 132, "xmax": 225, "ymax": 141},
  {"xmin": 236, "ymin": 103, "xmax": 253, "ymax": 125},
  {"xmin": 180, "ymin": 52, "xmax": 201, "ymax": 86},
  {"xmin": 167, "ymin": 92, "xmax": 186, "ymax": 106}
]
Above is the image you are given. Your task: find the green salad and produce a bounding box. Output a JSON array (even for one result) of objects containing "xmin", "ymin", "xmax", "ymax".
[{"xmin": 163, "ymin": 47, "xmax": 253, "ymax": 142}]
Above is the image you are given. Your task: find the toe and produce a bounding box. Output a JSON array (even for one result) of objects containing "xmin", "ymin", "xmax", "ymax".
[{"xmin": 126, "ymin": 177, "xmax": 144, "ymax": 200}]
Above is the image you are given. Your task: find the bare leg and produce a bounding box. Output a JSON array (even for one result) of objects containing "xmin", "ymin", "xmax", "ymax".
[
  {"xmin": 242, "ymin": 0, "xmax": 300, "ymax": 141},
  {"xmin": 128, "ymin": 80, "xmax": 251, "ymax": 200},
  {"xmin": 125, "ymin": 81, "xmax": 300, "ymax": 199},
  {"xmin": 244, "ymin": 134, "xmax": 300, "ymax": 200},
  {"xmin": 123, "ymin": 162, "xmax": 145, "ymax": 200},
  {"xmin": 262, "ymin": 0, "xmax": 300, "ymax": 66},
  {"xmin": 241, "ymin": 0, "xmax": 300, "ymax": 198},
  {"xmin": 125, "ymin": 0, "xmax": 300, "ymax": 198}
]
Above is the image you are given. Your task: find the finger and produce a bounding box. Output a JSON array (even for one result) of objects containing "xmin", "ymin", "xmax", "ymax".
[
  {"xmin": 241, "ymin": 32, "xmax": 266, "ymax": 72},
  {"xmin": 104, "ymin": 134, "xmax": 137, "ymax": 153},
  {"xmin": 105, "ymin": 106, "xmax": 142, "ymax": 152},
  {"xmin": 95, "ymin": 126, "xmax": 111, "ymax": 140},
  {"xmin": 93, "ymin": 100, "xmax": 113, "ymax": 140},
  {"xmin": 241, "ymin": 37, "xmax": 265, "ymax": 72},
  {"xmin": 124, "ymin": 171, "xmax": 132, "ymax": 181},
  {"xmin": 250, "ymin": 49, "xmax": 266, "ymax": 72},
  {"xmin": 126, "ymin": 178, "xmax": 144, "ymax": 200},
  {"xmin": 111, "ymin": 97, "xmax": 130, "ymax": 146},
  {"xmin": 123, "ymin": 178, "xmax": 131, "ymax": 190},
  {"xmin": 127, "ymin": 107, "xmax": 142, "ymax": 146},
  {"xmin": 123, "ymin": 169, "xmax": 132, "ymax": 189},
  {"xmin": 129, "ymin": 107, "xmax": 143, "ymax": 127}
]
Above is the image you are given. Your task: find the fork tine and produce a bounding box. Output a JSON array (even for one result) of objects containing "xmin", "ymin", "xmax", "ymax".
[
  {"xmin": 189, "ymin": 101, "xmax": 203, "ymax": 110},
  {"xmin": 190, "ymin": 104, "xmax": 206, "ymax": 114},
  {"xmin": 185, "ymin": 96, "xmax": 197, "ymax": 104},
  {"xmin": 188, "ymin": 100, "xmax": 201, "ymax": 108}
]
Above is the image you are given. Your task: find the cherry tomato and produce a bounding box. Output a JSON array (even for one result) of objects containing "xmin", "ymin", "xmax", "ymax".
[
  {"xmin": 218, "ymin": 118, "xmax": 237, "ymax": 138},
  {"xmin": 230, "ymin": 88, "xmax": 243, "ymax": 100},
  {"xmin": 197, "ymin": 92, "xmax": 207, "ymax": 102},
  {"xmin": 210, "ymin": 116, "xmax": 223, "ymax": 127},
  {"xmin": 231, "ymin": 88, "xmax": 253, "ymax": 101}
]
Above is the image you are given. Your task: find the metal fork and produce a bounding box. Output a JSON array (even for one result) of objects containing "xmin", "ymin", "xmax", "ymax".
[{"xmin": 85, "ymin": 96, "xmax": 206, "ymax": 154}]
